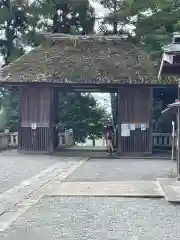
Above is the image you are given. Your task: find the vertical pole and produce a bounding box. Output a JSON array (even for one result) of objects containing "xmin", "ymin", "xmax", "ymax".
[
  {"xmin": 172, "ymin": 121, "xmax": 175, "ymax": 163},
  {"xmin": 177, "ymin": 108, "xmax": 180, "ymax": 180},
  {"xmin": 171, "ymin": 121, "xmax": 175, "ymax": 176},
  {"xmin": 117, "ymin": 87, "xmax": 121, "ymax": 154},
  {"xmin": 177, "ymin": 84, "xmax": 180, "ymax": 180},
  {"xmin": 149, "ymin": 87, "xmax": 153, "ymax": 154}
]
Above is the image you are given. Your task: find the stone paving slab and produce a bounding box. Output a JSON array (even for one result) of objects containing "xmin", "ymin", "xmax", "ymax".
[
  {"xmin": 157, "ymin": 178, "xmax": 180, "ymax": 202},
  {"xmin": 0, "ymin": 157, "xmax": 88, "ymax": 232},
  {"xmin": 64, "ymin": 158, "xmax": 174, "ymax": 182},
  {"xmin": 45, "ymin": 181, "xmax": 164, "ymax": 197}
]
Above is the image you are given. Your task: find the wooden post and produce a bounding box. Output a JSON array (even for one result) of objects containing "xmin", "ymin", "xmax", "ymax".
[
  {"xmin": 177, "ymin": 85, "xmax": 180, "ymax": 180},
  {"xmin": 117, "ymin": 87, "xmax": 121, "ymax": 154},
  {"xmin": 177, "ymin": 84, "xmax": 180, "ymax": 181},
  {"xmin": 18, "ymin": 85, "xmax": 58, "ymax": 154},
  {"xmin": 177, "ymin": 107, "xmax": 180, "ymax": 180}
]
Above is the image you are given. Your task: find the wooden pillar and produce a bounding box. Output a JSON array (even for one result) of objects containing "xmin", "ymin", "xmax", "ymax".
[
  {"xmin": 110, "ymin": 93, "xmax": 118, "ymax": 127},
  {"xmin": 117, "ymin": 86, "xmax": 152, "ymax": 155},
  {"xmin": 18, "ymin": 85, "xmax": 58, "ymax": 153}
]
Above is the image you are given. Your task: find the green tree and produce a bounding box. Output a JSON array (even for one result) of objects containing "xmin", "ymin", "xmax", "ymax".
[
  {"xmin": 27, "ymin": 0, "xmax": 95, "ymax": 35},
  {"xmin": 0, "ymin": 0, "xmax": 43, "ymax": 65},
  {"xmin": 88, "ymin": 106, "xmax": 110, "ymax": 146},
  {"xmin": 58, "ymin": 92, "xmax": 109, "ymax": 142},
  {"xmin": 0, "ymin": 0, "xmax": 43, "ymax": 131},
  {"xmin": 0, "ymin": 87, "xmax": 19, "ymax": 131},
  {"xmin": 100, "ymin": 0, "xmax": 180, "ymax": 58}
]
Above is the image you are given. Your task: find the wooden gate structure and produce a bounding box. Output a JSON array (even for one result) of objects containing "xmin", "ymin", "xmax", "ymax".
[
  {"xmin": 18, "ymin": 86, "xmax": 59, "ymax": 153},
  {"xmin": 117, "ymin": 87, "xmax": 153, "ymax": 155},
  {"xmin": 0, "ymin": 33, "xmax": 174, "ymax": 155}
]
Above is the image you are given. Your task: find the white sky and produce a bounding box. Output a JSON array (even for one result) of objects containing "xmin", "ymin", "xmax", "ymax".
[
  {"xmin": 89, "ymin": 0, "xmax": 110, "ymax": 17},
  {"xmin": 92, "ymin": 93, "xmax": 112, "ymax": 115}
]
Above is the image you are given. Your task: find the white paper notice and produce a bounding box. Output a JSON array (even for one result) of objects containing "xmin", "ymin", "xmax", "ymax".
[
  {"xmin": 31, "ymin": 123, "xmax": 37, "ymax": 130},
  {"xmin": 121, "ymin": 124, "xmax": 130, "ymax": 136},
  {"xmin": 141, "ymin": 124, "xmax": 146, "ymax": 131},
  {"xmin": 130, "ymin": 124, "xmax": 135, "ymax": 131}
]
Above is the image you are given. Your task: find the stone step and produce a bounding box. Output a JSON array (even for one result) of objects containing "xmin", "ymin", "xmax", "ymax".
[
  {"xmin": 44, "ymin": 181, "xmax": 164, "ymax": 197},
  {"xmin": 157, "ymin": 178, "xmax": 180, "ymax": 202}
]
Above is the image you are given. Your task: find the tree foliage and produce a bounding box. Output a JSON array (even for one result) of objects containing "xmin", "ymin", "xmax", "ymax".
[
  {"xmin": 100, "ymin": 0, "xmax": 180, "ymax": 58},
  {"xmin": 58, "ymin": 92, "xmax": 109, "ymax": 142}
]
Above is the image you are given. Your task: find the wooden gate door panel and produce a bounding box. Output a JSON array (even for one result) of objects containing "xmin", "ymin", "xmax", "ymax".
[
  {"xmin": 117, "ymin": 87, "xmax": 152, "ymax": 155},
  {"xmin": 19, "ymin": 86, "xmax": 58, "ymax": 153}
]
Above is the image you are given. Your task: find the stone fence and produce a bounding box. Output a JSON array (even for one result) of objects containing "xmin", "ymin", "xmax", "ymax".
[
  {"xmin": 0, "ymin": 132, "xmax": 175, "ymax": 150},
  {"xmin": 58, "ymin": 130, "xmax": 74, "ymax": 148},
  {"xmin": 152, "ymin": 133, "xmax": 174, "ymax": 148},
  {"xmin": 0, "ymin": 130, "xmax": 74, "ymax": 150}
]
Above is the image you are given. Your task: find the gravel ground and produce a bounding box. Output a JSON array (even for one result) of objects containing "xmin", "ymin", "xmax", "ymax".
[
  {"xmin": 0, "ymin": 150, "xmax": 64, "ymax": 194},
  {"xmin": 64, "ymin": 158, "xmax": 175, "ymax": 182},
  {"xmin": 1, "ymin": 197, "xmax": 180, "ymax": 240}
]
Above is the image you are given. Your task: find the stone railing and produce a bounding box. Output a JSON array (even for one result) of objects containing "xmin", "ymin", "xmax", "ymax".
[
  {"xmin": 0, "ymin": 133, "xmax": 11, "ymax": 150},
  {"xmin": 9, "ymin": 132, "xmax": 18, "ymax": 148},
  {"xmin": 0, "ymin": 130, "xmax": 74, "ymax": 150},
  {"xmin": 0, "ymin": 132, "xmax": 174, "ymax": 150},
  {"xmin": 152, "ymin": 133, "xmax": 174, "ymax": 148},
  {"xmin": 58, "ymin": 129, "xmax": 74, "ymax": 148},
  {"xmin": 0, "ymin": 132, "xmax": 18, "ymax": 150}
]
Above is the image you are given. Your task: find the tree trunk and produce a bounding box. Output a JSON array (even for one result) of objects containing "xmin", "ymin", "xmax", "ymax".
[
  {"xmin": 92, "ymin": 139, "xmax": 95, "ymax": 146},
  {"xmin": 113, "ymin": 0, "xmax": 118, "ymax": 34}
]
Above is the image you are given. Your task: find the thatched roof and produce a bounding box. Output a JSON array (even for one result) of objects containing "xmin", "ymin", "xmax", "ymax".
[{"xmin": 0, "ymin": 33, "xmax": 158, "ymax": 85}]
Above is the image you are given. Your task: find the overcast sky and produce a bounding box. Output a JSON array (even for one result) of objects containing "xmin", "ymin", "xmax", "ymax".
[
  {"xmin": 92, "ymin": 93, "xmax": 112, "ymax": 115},
  {"xmin": 89, "ymin": 0, "xmax": 110, "ymax": 17}
]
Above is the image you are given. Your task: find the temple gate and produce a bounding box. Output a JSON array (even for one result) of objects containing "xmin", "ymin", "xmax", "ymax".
[{"xmin": 0, "ymin": 34, "xmax": 161, "ymax": 155}]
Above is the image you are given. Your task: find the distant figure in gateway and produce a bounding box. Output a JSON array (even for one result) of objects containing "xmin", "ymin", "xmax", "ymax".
[{"xmin": 105, "ymin": 122, "xmax": 114, "ymax": 154}]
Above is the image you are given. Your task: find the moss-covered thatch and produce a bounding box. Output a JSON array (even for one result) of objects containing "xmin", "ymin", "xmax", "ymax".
[{"xmin": 0, "ymin": 34, "xmax": 159, "ymax": 84}]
